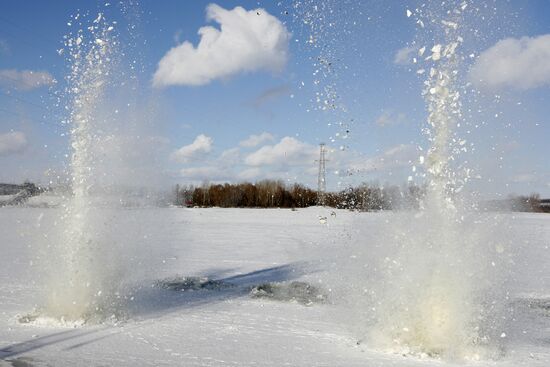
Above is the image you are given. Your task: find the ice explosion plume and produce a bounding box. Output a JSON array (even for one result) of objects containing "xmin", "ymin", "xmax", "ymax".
[
  {"xmin": 43, "ymin": 12, "xmax": 119, "ymax": 322},
  {"xmin": 42, "ymin": 8, "xmax": 159, "ymax": 323},
  {"xmin": 354, "ymin": 1, "xmax": 507, "ymax": 360}
]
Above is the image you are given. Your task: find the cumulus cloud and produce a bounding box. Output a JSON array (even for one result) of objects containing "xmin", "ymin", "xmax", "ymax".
[
  {"xmin": 239, "ymin": 132, "xmax": 275, "ymax": 148},
  {"xmin": 219, "ymin": 147, "xmax": 241, "ymax": 164},
  {"xmin": 244, "ymin": 136, "xmax": 317, "ymax": 166},
  {"xmin": 375, "ymin": 110, "xmax": 407, "ymax": 127},
  {"xmin": 153, "ymin": 4, "xmax": 290, "ymax": 88},
  {"xmin": 179, "ymin": 165, "xmax": 264, "ymax": 183},
  {"xmin": 237, "ymin": 167, "xmax": 262, "ymax": 180},
  {"xmin": 179, "ymin": 166, "xmax": 230, "ymax": 181},
  {"xmin": 170, "ymin": 134, "xmax": 213, "ymax": 163},
  {"xmin": 176, "ymin": 136, "xmax": 318, "ymax": 183},
  {"xmin": 0, "ymin": 69, "xmax": 55, "ymax": 90},
  {"xmin": 470, "ymin": 34, "xmax": 550, "ymax": 90},
  {"xmin": 394, "ymin": 46, "xmax": 416, "ymax": 65},
  {"xmin": 0, "ymin": 131, "xmax": 27, "ymax": 156},
  {"xmin": 173, "ymin": 134, "xmax": 420, "ymax": 187}
]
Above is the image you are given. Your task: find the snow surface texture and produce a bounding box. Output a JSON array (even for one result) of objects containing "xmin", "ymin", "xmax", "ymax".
[{"xmin": 0, "ymin": 206, "xmax": 549, "ymax": 366}]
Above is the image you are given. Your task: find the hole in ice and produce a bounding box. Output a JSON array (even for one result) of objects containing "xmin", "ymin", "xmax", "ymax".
[
  {"xmin": 155, "ymin": 276, "xmax": 235, "ymax": 292},
  {"xmin": 16, "ymin": 313, "xmax": 87, "ymax": 328},
  {"xmin": 17, "ymin": 304, "xmax": 127, "ymax": 327},
  {"xmin": 17, "ymin": 314, "xmax": 39, "ymax": 324},
  {"xmin": 4, "ymin": 357, "xmax": 37, "ymax": 367},
  {"xmin": 249, "ymin": 281, "xmax": 327, "ymax": 306},
  {"xmin": 513, "ymin": 297, "xmax": 550, "ymax": 316}
]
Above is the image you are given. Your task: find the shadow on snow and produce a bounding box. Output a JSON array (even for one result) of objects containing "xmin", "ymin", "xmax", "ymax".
[
  {"xmin": 0, "ymin": 262, "xmax": 316, "ymax": 361},
  {"xmin": 125, "ymin": 261, "xmax": 316, "ymax": 319}
]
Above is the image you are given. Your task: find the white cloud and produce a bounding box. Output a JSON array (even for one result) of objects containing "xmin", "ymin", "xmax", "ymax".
[
  {"xmin": 394, "ymin": 46, "xmax": 415, "ymax": 65},
  {"xmin": 239, "ymin": 132, "xmax": 275, "ymax": 148},
  {"xmin": 153, "ymin": 4, "xmax": 290, "ymax": 87},
  {"xmin": 179, "ymin": 166, "xmax": 229, "ymax": 181},
  {"xmin": 470, "ymin": 34, "xmax": 550, "ymax": 90},
  {"xmin": 375, "ymin": 110, "xmax": 407, "ymax": 127},
  {"xmin": 179, "ymin": 165, "xmax": 263, "ymax": 183},
  {"xmin": 237, "ymin": 167, "xmax": 262, "ymax": 180},
  {"xmin": 0, "ymin": 131, "xmax": 27, "ymax": 156},
  {"xmin": 170, "ymin": 134, "xmax": 213, "ymax": 163},
  {"xmin": 244, "ymin": 136, "xmax": 317, "ymax": 166},
  {"xmin": 0, "ymin": 69, "xmax": 55, "ymax": 91},
  {"xmin": 219, "ymin": 147, "xmax": 241, "ymax": 164},
  {"xmin": 173, "ymin": 135, "xmax": 421, "ymax": 188},
  {"xmin": 347, "ymin": 144, "xmax": 416, "ymax": 174}
]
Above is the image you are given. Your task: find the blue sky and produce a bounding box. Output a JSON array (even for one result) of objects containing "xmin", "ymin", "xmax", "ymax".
[{"xmin": 0, "ymin": 0, "xmax": 549, "ymax": 198}]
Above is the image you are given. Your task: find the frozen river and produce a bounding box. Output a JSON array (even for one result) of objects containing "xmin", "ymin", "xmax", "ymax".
[{"xmin": 0, "ymin": 205, "xmax": 549, "ymax": 366}]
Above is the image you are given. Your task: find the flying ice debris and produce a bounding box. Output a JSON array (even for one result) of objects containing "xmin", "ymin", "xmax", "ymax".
[
  {"xmin": 418, "ymin": 46, "xmax": 426, "ymax": 56},
  {"xmin": 442, "ymin": 20, "xmax": 458, "ymax": 30},
  {"xmin": 406, "ymin": 9, "xmax": 412, "ymax": 18},
  {"xmin": 431, "ymin": 44, "xmax": 442, "ymax": 61}
]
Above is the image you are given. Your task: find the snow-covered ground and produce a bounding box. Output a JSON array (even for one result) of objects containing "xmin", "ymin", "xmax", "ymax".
[{"xmin": 0, "ymin": 205, "xmax": 548, "ymax": 366}]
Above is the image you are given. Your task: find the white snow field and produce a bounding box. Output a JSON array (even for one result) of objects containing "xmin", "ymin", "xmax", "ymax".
[{"xmin": 0, "ymin": 205, "xmax": 549, "ymax": 366}]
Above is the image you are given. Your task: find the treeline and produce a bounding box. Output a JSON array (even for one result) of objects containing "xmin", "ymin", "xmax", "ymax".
[
  {"xmin": 0, "ymin": 182, "xmax": 41, "ymax": 196},
  {"xmin": 481, "ymin": 193, "xmax": 550, "ymax": 213},
  {"xmin": 174, "ymin": 180, "xmax": 425, "ymax": 210},
  {"xmin": 0, "ymin": 182, "xmax": 43, "ymax": 207}
]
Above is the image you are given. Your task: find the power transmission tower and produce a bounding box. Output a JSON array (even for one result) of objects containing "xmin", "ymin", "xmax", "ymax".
[{"xmin": 316, "ymin": 143, "xmax": 328, "ymax": 206}]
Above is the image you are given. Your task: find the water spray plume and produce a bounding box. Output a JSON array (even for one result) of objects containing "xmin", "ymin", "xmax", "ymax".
[
  {"xmin": 44, "ymin": 12, "xmax": 121, "ymax": 323},
  {"xmin": 364, "ymin": 1, "xmax": 505, "ymax": 360}
]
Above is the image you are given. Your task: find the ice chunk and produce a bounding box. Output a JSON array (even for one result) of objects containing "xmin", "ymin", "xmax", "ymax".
[
  {"xmin": 431, "ymin": 44, "xmax": 442, "ymax": 61},
  {"xmin": 250, "ymin": 281, "xmax": 327, "ymax": 306},
  {"xmin": 442, "ymin": 20, "xmax": 458, "ymax": 29}
]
